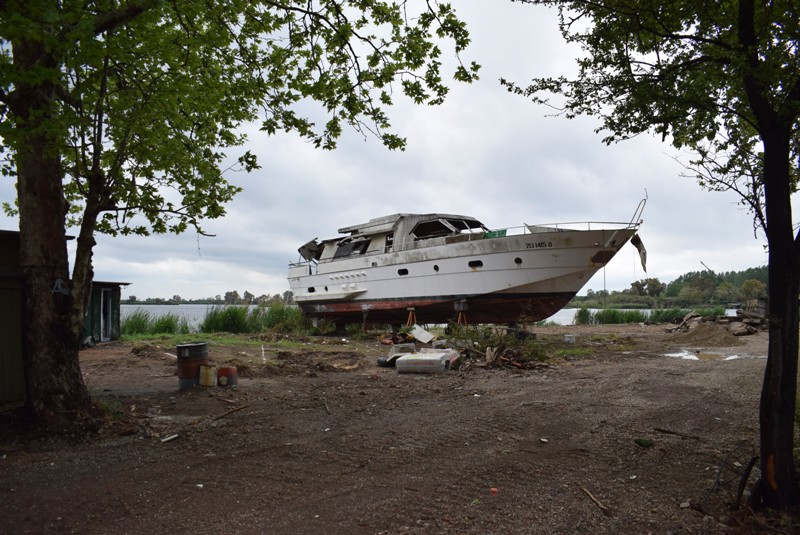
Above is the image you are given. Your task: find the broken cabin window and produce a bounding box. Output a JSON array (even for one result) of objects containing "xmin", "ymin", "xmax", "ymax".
[
  {"xmin": 333, "ymin": 239, "xmax": 370, "ymax": 258},
  {"xmin": 411, "ymin": 218, "xmax": 484, "ymax": 240}
]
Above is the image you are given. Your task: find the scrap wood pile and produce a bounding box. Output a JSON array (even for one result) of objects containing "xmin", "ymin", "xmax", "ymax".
[{"xmin": 460, "ymin": 345, "xmax": 548, "ymax": 371}]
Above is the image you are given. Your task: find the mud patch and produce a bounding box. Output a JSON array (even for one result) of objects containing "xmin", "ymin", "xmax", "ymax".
[{"xmin": 225, "ymin": 351, "xmax": 368, "ymax": 377}]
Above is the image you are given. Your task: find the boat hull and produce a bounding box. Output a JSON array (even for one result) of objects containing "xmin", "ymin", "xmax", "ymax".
[{"xmin": 295, "ymin": 292, "xmax": 575, "ymax": 325}]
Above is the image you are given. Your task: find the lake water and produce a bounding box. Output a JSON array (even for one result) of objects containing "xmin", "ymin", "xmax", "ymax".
[
  {"xmin": 121, "ymin": 304, "xmax": 736, "ymax": 329},
  {"xmin": 121, "ymin": 303, "xmax": 609, "ymax": 328}
]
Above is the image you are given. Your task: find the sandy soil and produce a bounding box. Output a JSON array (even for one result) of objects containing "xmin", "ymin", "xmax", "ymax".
[{"xmin": 0, "ymin": 323, "xmax": 779, "ymax": 534}]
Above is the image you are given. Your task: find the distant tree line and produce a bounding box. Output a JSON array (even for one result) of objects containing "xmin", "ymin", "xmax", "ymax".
[
  {"xmin": 125, "ymin": 290, "xmax": 294, "ymax": 306},
  {"xmin": 572, "ymin": 266, "xmax": 768, "ymax": 309}
]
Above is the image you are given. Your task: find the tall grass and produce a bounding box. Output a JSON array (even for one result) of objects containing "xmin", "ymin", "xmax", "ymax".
[
  {"xmin": 261, "ymin": 302, "xmax": 304, "ymax": 332},
  {"xmin": 694, "ymin": 305, "xmax": 726, "ymax": 317},
  {"xmin": 121, "ymin": 310, "xmax": 152, "ymax": 335},
  {"xmin": 572, "ymin": 305, "xmax": 728, "ymax": 325},
  {"xmin": 199, "ymin": 305, "xmax": 250, "ymax": 333},
  {"xmin": 574, "ymin": 307, "xmax": 592, "ymax": 325},
  {"xmin": 592, "ymin": 309, "xmax": 648, "ymax": 324},
  {"xmin": 647, "ymin": 308, "xmax": 687, "ymax": 324},
  {"xmin": 121, "ymin": 310, "xmax": 190, "ymax": 335},
  {"xmin": 198, "ymin": 304, "xmax": 305, "ymax": 334}
]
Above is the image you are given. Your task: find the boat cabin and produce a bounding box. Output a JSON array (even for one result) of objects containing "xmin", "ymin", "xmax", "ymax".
[{"xmin": 299, "ymin": 213, "xmax": 488, "ymax": 263}]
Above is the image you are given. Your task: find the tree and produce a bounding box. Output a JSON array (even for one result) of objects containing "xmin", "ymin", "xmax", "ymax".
[
  {"xmin": 223, "ymin": 291, "xmax": 241, "ymax": 305},
  {"xmin": 714, "ymin": 281, "xmax": 742, "ymax": 304},
  {"xmin": 0, "ymin": 1, "xmax": 478, "ymax": 430},
  {"xmin": 643, "ymin": 278, "xmax": 666, "ymax": 298},
  {"xmin": 741, "ymin": 279, "xmax": 767, "ymax": 300},
  {"xmin": 629, "ymin": 280, "xmax": 646, "ymax": 296},
  {"xmin": 506, "ymin": 0, "xmax": 799, "ymax": 508}
]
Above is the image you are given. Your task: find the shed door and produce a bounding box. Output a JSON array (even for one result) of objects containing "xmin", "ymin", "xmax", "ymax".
[{"xmin": 100, "ymin": 288, "xmax": 112, "ymax": 342}]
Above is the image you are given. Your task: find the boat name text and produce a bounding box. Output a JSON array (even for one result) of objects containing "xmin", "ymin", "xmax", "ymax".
[{"xmin": 525, "ymin": 241, "xmax": 553, "ymax": 249}]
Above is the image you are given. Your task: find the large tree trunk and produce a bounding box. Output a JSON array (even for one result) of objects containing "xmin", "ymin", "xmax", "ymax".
[
  {"xmin": 12, "ymin": 37, "xmax": 94, "ymax": 431},
  {"xmin": 758, "ymin": 128, "xmax": 800, "ymax": 509}
]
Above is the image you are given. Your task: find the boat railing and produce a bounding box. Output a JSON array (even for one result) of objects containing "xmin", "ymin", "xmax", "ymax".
[{"xmin": 490, "ymin": 219, "xmax": 641, "ymax": 237}]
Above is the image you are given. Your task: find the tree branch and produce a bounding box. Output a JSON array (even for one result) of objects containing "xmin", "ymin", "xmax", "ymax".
[{"xmin": 92, "ymin": 0, "xmax": 161, "ymax": 35}]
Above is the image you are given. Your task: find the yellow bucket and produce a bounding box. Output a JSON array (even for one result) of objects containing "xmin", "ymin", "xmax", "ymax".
[{"xmin": 199, "ymin": 364, "xmax": 217, "ymax": 387}]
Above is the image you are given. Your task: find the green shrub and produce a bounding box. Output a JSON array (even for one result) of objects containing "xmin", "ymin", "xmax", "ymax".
[
  {"xmin": 574, "ymin": 307, "xmax": 593, "ymax": 325},
  {"xmin": 121, "ymin": 309, "xmax": 152, "ymax": 335},
  {"xmin": 647, "ymin": 308, "xmax": 687, "ymax": 324}
]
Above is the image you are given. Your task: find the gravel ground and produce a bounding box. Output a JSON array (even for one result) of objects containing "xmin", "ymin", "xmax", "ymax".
[{"xmin": 0, "ymin": 323, "xmax": 778, "ymax": 534}]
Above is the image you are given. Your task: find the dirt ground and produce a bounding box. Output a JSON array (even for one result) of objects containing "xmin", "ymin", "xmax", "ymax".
[{"xmin": 0, "ymin": 322, "xmax": 782, "ymax": 534}]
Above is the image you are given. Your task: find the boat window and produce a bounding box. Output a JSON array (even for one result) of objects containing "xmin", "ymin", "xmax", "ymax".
[
  {"xmin": 468, "ymin": 260, "xmax": 483, "ymax": 269},
  {"xmin": 308, "ymin": 287, "xmax": 316, "ymax": 293},
  {"xmin": 333, "ymin": 239, "xmax": 370, "ymax": 258},
  {"xmin": 515, "ymin": 257, "xmax": 522, "ymax": 265},
  {"xmin": 398, "ymin": 268, "xmax": 409, "ymax": 276},
  {"xmin": 411, "ymin": 219, "xmax": 456, "ymax": 240},
  {"xmin": 433, "ymin": 265, "xmax": 439, "ymax": 272}
]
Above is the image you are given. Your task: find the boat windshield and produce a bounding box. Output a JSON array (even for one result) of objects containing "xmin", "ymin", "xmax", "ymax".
[{"xmin": 411, "ymin": 218, "xmax": 484, "ymax": 240}]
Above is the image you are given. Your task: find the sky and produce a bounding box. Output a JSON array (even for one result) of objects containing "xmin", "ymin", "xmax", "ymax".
[{"xmin": 0, "ymin": 2, "xmax": 775, "ymax": 301}]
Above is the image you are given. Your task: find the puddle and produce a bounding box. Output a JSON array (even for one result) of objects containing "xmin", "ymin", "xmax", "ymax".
[{"xmin": 664, "ymin": 350, "xmax": 766, "ymax": 361}]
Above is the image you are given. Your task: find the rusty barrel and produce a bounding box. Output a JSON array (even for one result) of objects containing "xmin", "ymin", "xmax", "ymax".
[{"xmin": 176, "ymin": 342, "xmax": 209, "ymax": 390}]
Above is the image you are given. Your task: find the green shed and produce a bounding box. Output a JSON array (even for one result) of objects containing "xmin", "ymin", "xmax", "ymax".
[{"xmin": 0, "ymin": 230, "xmax": 129, "ymax": 401}]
